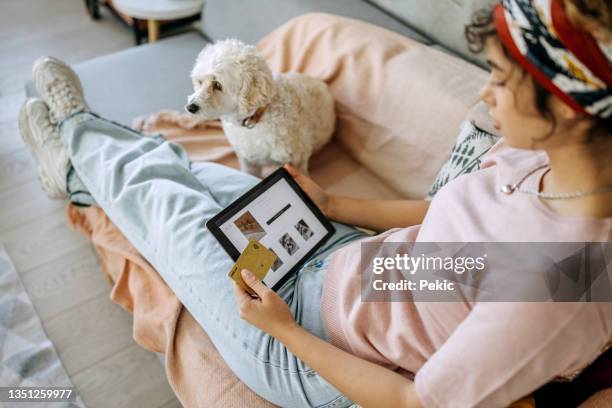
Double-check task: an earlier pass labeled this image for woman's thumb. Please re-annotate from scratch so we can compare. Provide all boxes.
[241,269,268,296]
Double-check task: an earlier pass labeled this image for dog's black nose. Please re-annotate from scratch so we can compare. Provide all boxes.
[185,103,200,114]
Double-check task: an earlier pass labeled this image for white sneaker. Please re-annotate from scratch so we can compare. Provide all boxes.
[32,56,89,123]
[18,98,70,199]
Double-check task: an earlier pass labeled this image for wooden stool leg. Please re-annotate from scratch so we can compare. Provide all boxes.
[85,0,101,19]
[147,19,160,43]
[133,18,142,45]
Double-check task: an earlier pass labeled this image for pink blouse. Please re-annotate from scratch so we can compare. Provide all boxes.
[320,140,612,407]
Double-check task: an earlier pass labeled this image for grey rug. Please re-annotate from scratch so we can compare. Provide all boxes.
[0,243,86,408]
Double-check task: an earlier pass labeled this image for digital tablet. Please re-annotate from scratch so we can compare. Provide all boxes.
[207,167,336,290]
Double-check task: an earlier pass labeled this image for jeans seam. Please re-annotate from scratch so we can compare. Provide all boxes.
[314,393,350,408]
[60,111,146,137]
[58,110,95,133]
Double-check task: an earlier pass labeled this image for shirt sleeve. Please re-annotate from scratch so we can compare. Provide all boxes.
[414,302,611,408]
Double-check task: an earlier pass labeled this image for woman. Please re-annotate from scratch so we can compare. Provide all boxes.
[19,0,611,406]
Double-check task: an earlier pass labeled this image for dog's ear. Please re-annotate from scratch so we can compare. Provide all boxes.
[238,68,274,116]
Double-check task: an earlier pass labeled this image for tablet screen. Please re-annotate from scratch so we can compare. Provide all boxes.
[208,168,334,289]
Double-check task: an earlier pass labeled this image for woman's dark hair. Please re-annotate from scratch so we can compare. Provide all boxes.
[464,5,611,143]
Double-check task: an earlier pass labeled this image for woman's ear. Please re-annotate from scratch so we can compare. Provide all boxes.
[548,93,596,140]
[559,100,579,121]
[238,69,274,116]
[549,93,581,124]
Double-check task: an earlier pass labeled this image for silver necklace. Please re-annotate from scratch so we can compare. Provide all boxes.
[500,164,612,200]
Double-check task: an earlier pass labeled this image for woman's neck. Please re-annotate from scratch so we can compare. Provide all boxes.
[542,139,612,218]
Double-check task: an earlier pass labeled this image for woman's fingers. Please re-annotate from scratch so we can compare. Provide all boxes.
[234,269,296,336]
[232,281,251,303]
[284,163,300,178]
[284,164,307,189]
[241,269,271,298]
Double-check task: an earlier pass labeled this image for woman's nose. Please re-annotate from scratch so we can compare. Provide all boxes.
[479,82,495,106]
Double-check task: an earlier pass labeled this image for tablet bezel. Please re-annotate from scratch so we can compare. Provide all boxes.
[206,166,336,291]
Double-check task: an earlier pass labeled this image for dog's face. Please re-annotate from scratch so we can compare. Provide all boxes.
[186,39,274,121]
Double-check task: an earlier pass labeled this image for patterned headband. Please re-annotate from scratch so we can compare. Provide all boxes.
[494,0,612,118]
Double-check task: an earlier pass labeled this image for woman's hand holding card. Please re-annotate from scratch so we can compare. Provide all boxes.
[232,269,297,337]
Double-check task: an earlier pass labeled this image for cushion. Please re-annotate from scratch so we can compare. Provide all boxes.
[368,0,490,68]
[427,120,500,198]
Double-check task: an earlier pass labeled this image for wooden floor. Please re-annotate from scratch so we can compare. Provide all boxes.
[0,1,181,407]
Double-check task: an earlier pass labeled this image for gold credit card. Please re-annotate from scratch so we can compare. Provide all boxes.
[228,239,277,296]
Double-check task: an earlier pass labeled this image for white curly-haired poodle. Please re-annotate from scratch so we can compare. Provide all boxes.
[185,39,335,177]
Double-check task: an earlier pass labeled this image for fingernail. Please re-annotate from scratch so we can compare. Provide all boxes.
[242,269,252,277]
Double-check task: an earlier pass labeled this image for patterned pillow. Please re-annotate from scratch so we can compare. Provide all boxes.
[427,120,500,199]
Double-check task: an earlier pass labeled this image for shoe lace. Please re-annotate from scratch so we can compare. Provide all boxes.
[38,112,64,150]
[46,78,81,121]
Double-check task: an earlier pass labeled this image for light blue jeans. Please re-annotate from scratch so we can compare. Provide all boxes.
[59,112,370,408]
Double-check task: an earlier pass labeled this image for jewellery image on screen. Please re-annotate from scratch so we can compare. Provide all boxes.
[234,211,267,241]
[279,233,299,255]
[269,248,283,272]
[294,219,314,241]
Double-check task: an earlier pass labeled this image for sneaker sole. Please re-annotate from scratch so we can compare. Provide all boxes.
[18,99,69,200]
[18,98,37,152]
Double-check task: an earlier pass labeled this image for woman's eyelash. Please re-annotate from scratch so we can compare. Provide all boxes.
[492,79,507,87]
